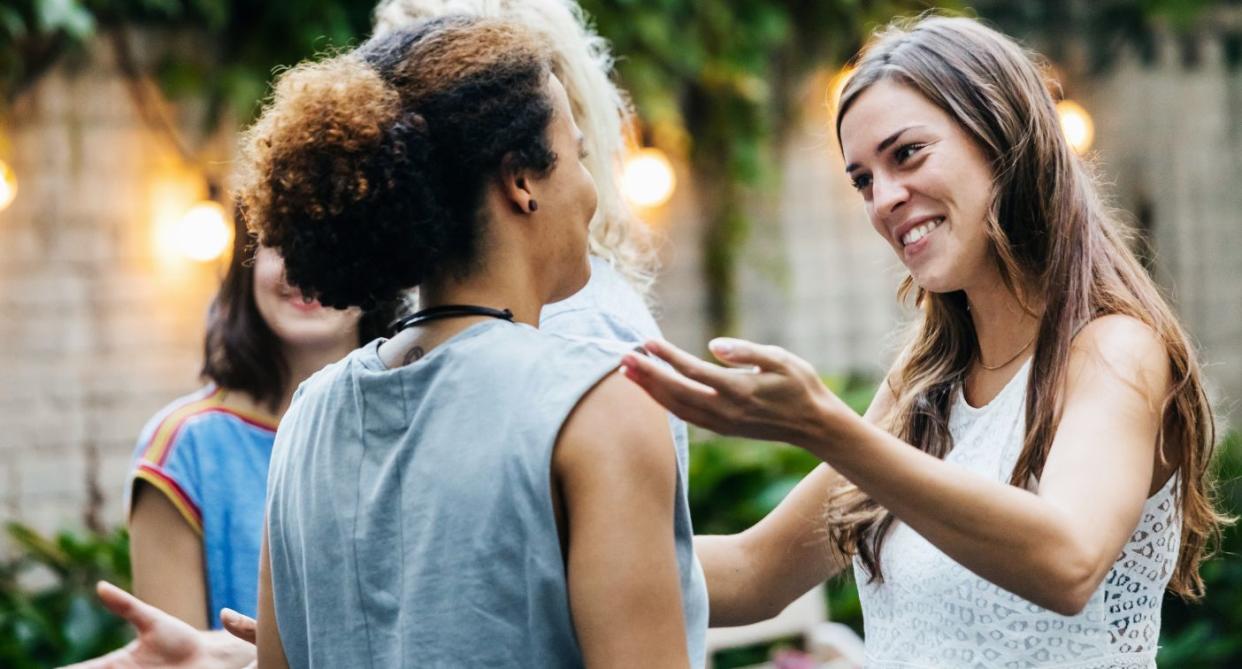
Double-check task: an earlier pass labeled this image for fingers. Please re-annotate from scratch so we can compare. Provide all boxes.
[221,608,258,644]
[641,339,759,394]
[622,353,710,409]
[96,580,159,635]
[620,354,740,434]
[708,337,790,372]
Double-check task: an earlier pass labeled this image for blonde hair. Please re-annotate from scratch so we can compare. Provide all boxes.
[374,0,657,296]
[829,15,1227,600]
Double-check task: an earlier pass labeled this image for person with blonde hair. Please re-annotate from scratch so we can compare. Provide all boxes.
[624,14,1228,668]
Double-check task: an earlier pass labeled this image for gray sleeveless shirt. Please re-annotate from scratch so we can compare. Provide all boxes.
[266,320,707,667]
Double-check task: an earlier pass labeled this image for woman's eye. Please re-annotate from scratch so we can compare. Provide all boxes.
[850,174,872,191]
[895,143,924,163]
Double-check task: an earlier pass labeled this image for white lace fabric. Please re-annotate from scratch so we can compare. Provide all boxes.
[855,359,1180,668]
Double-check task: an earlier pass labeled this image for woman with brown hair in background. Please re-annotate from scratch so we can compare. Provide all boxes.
[125,217,401,628]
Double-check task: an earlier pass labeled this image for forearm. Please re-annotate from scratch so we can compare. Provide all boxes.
[803,414,1098,613]
[697,516,845,625]
[695,534,774,626]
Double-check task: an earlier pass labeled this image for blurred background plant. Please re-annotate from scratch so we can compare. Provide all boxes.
[1157,429,1242,667]
[0,524,130,668]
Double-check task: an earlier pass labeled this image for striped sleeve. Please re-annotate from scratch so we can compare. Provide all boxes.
[124,388,225,536]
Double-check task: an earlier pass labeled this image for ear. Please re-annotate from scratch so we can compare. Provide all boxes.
[499,154,538,215]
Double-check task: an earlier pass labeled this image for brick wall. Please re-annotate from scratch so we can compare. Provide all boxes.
[0,34,226,548]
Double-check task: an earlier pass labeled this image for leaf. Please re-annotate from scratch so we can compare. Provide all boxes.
[60,594,107,662]
[0,7,29,39]
[34,0,94,40]
[5,523,69,576]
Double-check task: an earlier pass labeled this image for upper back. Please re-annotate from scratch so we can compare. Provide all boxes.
[265,320,626,668]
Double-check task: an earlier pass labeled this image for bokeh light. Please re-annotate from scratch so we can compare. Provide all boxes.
[1057,99,1095,155]
[0,159,17,212]
[171,201,231,262]
[622,148,676,209]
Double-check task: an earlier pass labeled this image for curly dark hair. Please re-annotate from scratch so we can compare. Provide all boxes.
[201,211,404,412]
[235,16,558,309]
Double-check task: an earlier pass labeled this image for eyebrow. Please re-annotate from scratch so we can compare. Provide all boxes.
[844,125,925,173]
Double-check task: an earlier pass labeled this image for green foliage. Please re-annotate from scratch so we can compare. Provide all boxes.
[1157,430,1242,668]
[0,523,132,668]
[1,0,377,120]
[971,0,1226,73]
[689,373,876,534]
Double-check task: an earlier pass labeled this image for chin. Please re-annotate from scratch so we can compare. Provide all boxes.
[909,270,962,295]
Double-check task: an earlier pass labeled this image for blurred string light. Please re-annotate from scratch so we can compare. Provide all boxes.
[173,200,231,262]
[153,175,233,264]
[0,159,16,212]
[1056,99,1094,155]
[622,147,676,209]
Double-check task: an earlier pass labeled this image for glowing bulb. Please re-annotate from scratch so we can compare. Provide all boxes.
[622,148,676,209]
[1057,99,1094,155]
[0,159,16,212]
[173,201,231,262]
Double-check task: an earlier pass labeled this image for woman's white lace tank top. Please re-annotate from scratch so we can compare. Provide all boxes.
[854,358,1180,668]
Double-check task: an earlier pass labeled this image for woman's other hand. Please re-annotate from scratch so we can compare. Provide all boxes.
[59,581,256,669]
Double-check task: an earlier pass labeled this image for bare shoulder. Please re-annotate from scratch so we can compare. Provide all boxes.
[556,370,675,479]
[1069,314,1171,399]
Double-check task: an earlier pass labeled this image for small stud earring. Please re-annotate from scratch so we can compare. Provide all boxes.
[529,200,538,212]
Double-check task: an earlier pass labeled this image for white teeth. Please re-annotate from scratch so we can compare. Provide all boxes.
[901,217,944,246]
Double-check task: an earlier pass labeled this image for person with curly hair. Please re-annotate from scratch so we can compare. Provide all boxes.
[237,16,692,667]
[72,2,706,667]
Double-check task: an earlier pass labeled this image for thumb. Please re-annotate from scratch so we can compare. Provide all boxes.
[708,337,786,371]
[221,608,258,644]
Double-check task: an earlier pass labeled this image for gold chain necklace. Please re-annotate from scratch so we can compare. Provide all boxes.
[977,335,1035,371]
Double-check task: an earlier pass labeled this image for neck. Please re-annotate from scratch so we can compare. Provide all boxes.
[963,274,1042,369]
[419,247,548,327]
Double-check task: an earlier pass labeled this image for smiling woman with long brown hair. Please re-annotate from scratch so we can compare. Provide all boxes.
[625,14,1228,668]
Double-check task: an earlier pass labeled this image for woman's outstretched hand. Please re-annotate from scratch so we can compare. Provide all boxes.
[621,338,848,448]
[59,582,256,669]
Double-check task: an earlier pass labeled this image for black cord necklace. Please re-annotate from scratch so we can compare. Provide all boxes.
[391,304,515,332]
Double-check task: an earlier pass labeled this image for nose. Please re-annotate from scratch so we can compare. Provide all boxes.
[871,172,909,218]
